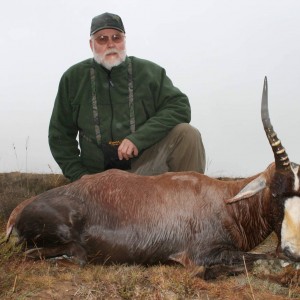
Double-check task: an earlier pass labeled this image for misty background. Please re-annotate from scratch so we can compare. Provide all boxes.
[1,0,300,177]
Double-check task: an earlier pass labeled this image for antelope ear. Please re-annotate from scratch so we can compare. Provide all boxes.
[225,174,267,204]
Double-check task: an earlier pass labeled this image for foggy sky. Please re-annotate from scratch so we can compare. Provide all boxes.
[1,0,300,177]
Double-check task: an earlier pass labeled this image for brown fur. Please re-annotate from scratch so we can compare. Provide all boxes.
[6,163,282,278]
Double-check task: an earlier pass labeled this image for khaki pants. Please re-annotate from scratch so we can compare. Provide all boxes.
[130,123,206,175]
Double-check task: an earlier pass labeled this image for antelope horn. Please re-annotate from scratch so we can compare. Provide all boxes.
[261,77,291,171]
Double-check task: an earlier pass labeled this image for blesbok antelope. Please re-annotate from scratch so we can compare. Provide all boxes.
[5,77,300,278]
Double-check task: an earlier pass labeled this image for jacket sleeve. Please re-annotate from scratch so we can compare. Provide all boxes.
[48,74,89,181]
[126,68,191,151]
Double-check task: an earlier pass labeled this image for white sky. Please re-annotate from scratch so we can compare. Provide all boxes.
[1,0,300,177]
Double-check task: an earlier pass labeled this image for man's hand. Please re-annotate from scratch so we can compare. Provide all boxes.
[118,139,138,160]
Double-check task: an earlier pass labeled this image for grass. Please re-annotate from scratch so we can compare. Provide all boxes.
[1,172,300,299]
[0,172,68,220]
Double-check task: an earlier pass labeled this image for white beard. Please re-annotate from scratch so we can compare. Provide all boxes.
[93,48,127,70]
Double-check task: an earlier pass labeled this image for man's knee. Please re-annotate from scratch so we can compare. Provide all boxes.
[171,123,202,142]
[167,123,206,173]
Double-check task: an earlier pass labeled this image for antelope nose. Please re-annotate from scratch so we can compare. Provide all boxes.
[283,247,300,262]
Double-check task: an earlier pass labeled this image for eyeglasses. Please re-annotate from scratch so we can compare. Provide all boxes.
[92,34,125,45]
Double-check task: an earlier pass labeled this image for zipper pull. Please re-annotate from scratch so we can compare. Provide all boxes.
[108,73,114,87]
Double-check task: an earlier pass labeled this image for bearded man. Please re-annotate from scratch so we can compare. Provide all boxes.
[49,12,206,181]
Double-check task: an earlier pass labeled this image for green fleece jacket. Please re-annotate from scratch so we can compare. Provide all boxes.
[49,56,191,181]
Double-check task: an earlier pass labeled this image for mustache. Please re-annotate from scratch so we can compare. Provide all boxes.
[104,48,124,55]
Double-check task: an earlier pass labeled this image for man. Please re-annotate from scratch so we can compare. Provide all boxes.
[49,12,206,181]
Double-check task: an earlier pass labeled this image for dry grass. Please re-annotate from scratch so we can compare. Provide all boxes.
[1,173,300,299]
[0,172,69,220]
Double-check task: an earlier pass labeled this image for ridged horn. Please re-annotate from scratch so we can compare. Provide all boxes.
[261,76,291,171]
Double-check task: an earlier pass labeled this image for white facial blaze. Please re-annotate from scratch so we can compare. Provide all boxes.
[281,196,300,256]
[292,165,300,191]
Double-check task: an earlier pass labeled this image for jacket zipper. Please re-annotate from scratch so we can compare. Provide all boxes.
[108,72,114,141]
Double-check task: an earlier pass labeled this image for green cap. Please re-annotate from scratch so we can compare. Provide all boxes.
[90,12,125,35]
